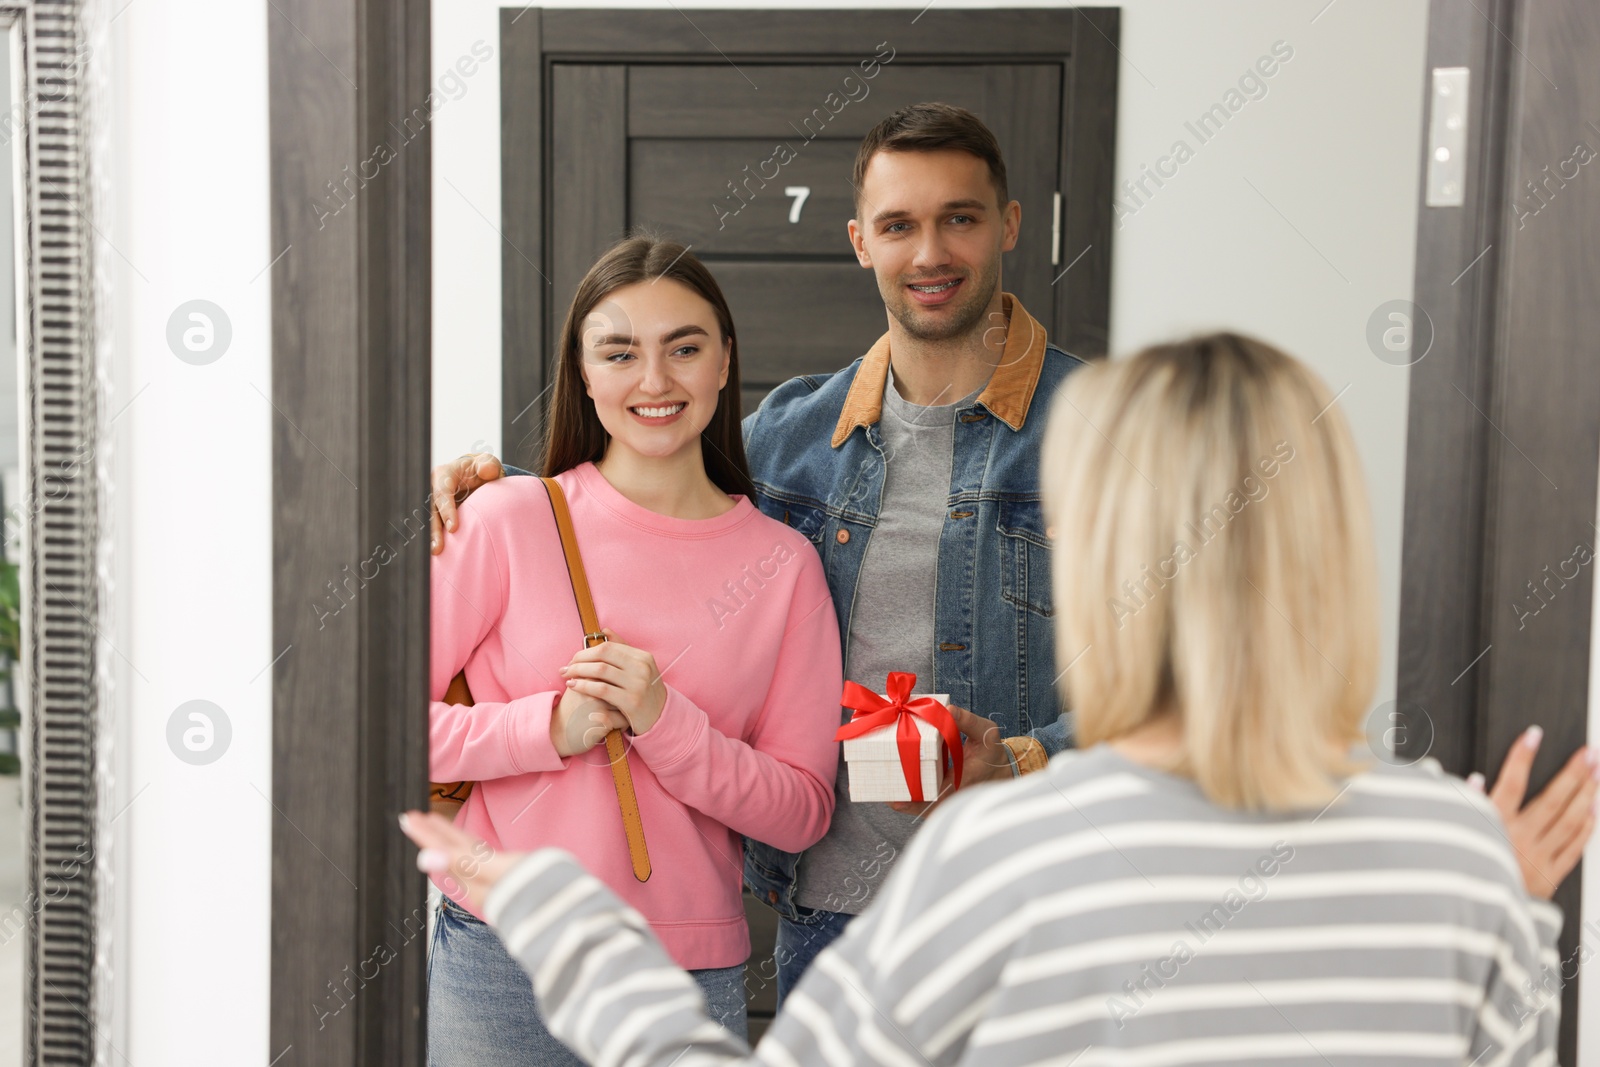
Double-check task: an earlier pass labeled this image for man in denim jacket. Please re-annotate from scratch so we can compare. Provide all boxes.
[429,103,1081,1000]
[739,104,1081,1002]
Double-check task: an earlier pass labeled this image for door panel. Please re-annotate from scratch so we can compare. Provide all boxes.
[627,65,990,138]
[714,261,887,390]
[549,63,627,360]
[980,64,1063,324]
[630,138,859,255]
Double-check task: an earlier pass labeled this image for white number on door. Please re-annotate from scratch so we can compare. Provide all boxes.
[784,186,811,224]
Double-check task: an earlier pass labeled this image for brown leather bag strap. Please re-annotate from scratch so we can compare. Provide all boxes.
[541,476,605,646]
[540,476,652,883]
[429,669,479,814]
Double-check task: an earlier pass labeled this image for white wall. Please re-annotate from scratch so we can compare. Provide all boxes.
[107,2,273,1064]
[433,0,1429,722]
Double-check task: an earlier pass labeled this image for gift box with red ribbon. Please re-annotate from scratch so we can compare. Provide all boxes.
[834,671,964,803]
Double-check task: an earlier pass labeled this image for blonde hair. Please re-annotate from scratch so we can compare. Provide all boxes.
[1041,332,1378,810]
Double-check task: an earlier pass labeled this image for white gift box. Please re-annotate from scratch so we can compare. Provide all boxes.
[841,694,949,802]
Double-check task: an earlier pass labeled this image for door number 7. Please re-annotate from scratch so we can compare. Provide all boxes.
[784,186,810,224]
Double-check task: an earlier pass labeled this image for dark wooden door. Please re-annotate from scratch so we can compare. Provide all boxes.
[498,7,1121,1044]
[1398,2,1600,1060]
[500,7,1120,460]
[549,62,1062,415]
[542,58,1063,1042]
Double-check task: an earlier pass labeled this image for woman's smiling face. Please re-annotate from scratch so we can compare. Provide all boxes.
[579,278,731,462]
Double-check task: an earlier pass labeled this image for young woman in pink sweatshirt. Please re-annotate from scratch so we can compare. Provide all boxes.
[426,236,842,1066]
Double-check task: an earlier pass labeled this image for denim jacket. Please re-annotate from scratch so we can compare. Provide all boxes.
[739,293,1083,921]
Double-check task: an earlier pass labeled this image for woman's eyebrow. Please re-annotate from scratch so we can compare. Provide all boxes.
[589,325,709,346]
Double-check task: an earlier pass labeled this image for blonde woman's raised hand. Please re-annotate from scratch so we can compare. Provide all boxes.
[1473,727,1599,900]
[399,810,522,914]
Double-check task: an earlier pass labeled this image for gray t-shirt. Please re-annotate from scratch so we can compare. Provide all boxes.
[793,367,983,914]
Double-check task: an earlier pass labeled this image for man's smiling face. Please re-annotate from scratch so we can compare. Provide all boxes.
[849,148,1020,343]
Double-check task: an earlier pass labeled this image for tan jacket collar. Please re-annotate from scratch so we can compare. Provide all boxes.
[831,293,1050,448]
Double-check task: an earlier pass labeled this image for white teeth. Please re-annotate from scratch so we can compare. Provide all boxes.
[911,280,957,293]
[632,403,684,418]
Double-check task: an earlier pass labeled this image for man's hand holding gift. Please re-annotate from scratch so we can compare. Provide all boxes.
[832,671,1014,817]
[887,703,1011,816]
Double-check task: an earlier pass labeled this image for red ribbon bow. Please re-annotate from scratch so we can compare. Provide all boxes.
[833,672,963,802]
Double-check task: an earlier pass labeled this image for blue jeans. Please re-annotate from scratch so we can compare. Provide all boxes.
[774,907,855,1007]
[428,896,747,1066]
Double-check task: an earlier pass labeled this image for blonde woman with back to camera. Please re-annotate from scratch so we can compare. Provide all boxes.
[403,332,1586,1066]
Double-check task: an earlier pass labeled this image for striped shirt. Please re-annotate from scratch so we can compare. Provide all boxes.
[483,743,1563,1067]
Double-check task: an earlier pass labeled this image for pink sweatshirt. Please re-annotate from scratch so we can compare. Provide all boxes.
[429,461,842,969]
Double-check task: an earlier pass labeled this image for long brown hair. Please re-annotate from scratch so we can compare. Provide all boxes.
[539,235,755,500]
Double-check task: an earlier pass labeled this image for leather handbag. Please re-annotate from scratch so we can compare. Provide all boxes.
[428,671,476,816]
[427,476,653,882]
